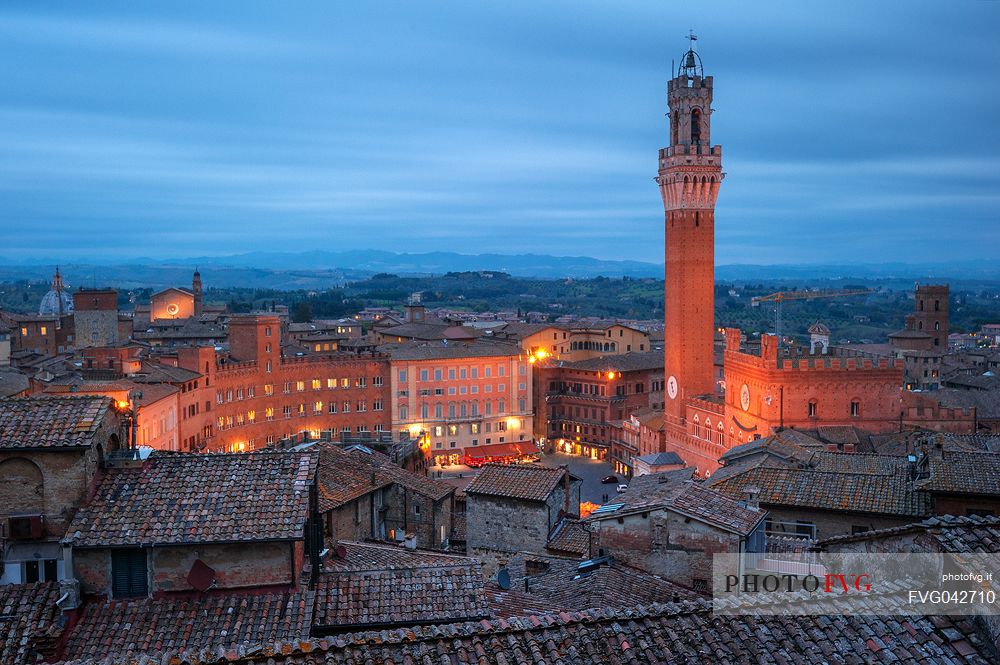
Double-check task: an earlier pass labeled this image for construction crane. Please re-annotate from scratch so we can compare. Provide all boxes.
[750,289,874,344]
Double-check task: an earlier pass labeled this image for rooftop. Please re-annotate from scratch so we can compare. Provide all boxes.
[55,599,997,664]
[503,552,700,610]
[635,451,684,466]
[916,451,1000,497]
[64,451,317,548]
[379,339,522,360]
[314,443,453,513]
[465,463,572,502]
[313,564,489,631]
[708,456,932,518]
[60,590,315,662]
[595,471,764,536]
[545,516,590,556]
[323,541,477,571]
[562,350,663,373]
[0,582,62,664]
[0,395,114,450]
[818,514,1000,553]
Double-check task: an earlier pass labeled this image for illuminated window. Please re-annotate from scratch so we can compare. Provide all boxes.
[340,378,349,388]
[312,379,321,390]
[264,384,273,396]
[40,326,47,336]
[296,381,305,392]
[327,378,336,388]
[265,407,274,421]
[313,401,322,414]
[448,424,457,436]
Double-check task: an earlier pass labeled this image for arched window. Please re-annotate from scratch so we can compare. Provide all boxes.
[808,400,818,418]
[934,321,940,331]
[691,108,702,142]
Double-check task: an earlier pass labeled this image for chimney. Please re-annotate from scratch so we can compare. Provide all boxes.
[404,532,416,550]
[742,485,760,510]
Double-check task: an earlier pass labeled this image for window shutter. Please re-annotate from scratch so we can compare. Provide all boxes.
[112,549,148,598]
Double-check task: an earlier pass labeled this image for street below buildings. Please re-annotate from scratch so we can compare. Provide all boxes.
[537,451,619,505]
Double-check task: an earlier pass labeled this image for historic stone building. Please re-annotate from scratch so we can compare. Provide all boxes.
[72,288,119,349]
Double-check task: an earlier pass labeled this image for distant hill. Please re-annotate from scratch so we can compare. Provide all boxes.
[2,251,999,289]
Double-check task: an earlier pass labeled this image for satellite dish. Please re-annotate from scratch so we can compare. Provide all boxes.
[335,545,347,559]
[497,568,511,590]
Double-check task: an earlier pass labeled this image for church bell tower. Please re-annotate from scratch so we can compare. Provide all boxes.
[658,36,724,424]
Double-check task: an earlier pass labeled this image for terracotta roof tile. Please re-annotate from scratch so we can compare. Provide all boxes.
[63,451,316,547]
[709,456,933,518]
[0,582,62,664]
[0,396,113,449]
[593,471,763,536]
[54,599,997,664]
[313,564,489,630]
[324,541,475,571]
[545,517,590,556]
[314,443,453,513]
[503,553,700,611]
[465,464,569,502]
[918,451,1000,496]
[60,590,314,662]
[819,514,1000,552]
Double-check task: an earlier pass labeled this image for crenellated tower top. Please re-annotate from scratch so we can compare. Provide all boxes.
[656,35,723,211]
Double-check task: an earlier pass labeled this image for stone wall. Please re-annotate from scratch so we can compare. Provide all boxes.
[75,541,295,597]
[592,508,740,587]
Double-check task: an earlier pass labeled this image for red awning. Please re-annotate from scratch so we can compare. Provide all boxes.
[463,441,536,460]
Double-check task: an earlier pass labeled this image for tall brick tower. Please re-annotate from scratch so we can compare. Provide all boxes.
[657,37,723,425]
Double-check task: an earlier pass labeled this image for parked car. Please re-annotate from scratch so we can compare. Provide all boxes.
[600,475,619,484]
[616,483,628,493]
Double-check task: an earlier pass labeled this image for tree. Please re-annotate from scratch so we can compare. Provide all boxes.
[291,302,312,323]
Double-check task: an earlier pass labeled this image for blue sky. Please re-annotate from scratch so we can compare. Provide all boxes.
[1,1,998,265]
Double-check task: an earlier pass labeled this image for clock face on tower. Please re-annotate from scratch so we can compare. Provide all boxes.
[667,376,678,400]
[740,384,751,411]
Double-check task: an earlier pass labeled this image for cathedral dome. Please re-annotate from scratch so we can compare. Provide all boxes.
[38,288,73,316]
[38,267,73,316]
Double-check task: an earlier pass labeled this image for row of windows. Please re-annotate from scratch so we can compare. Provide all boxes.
[399,398,525,421]
[216,377,382,403]
[399,364,525,383]
[215,400,384,429]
